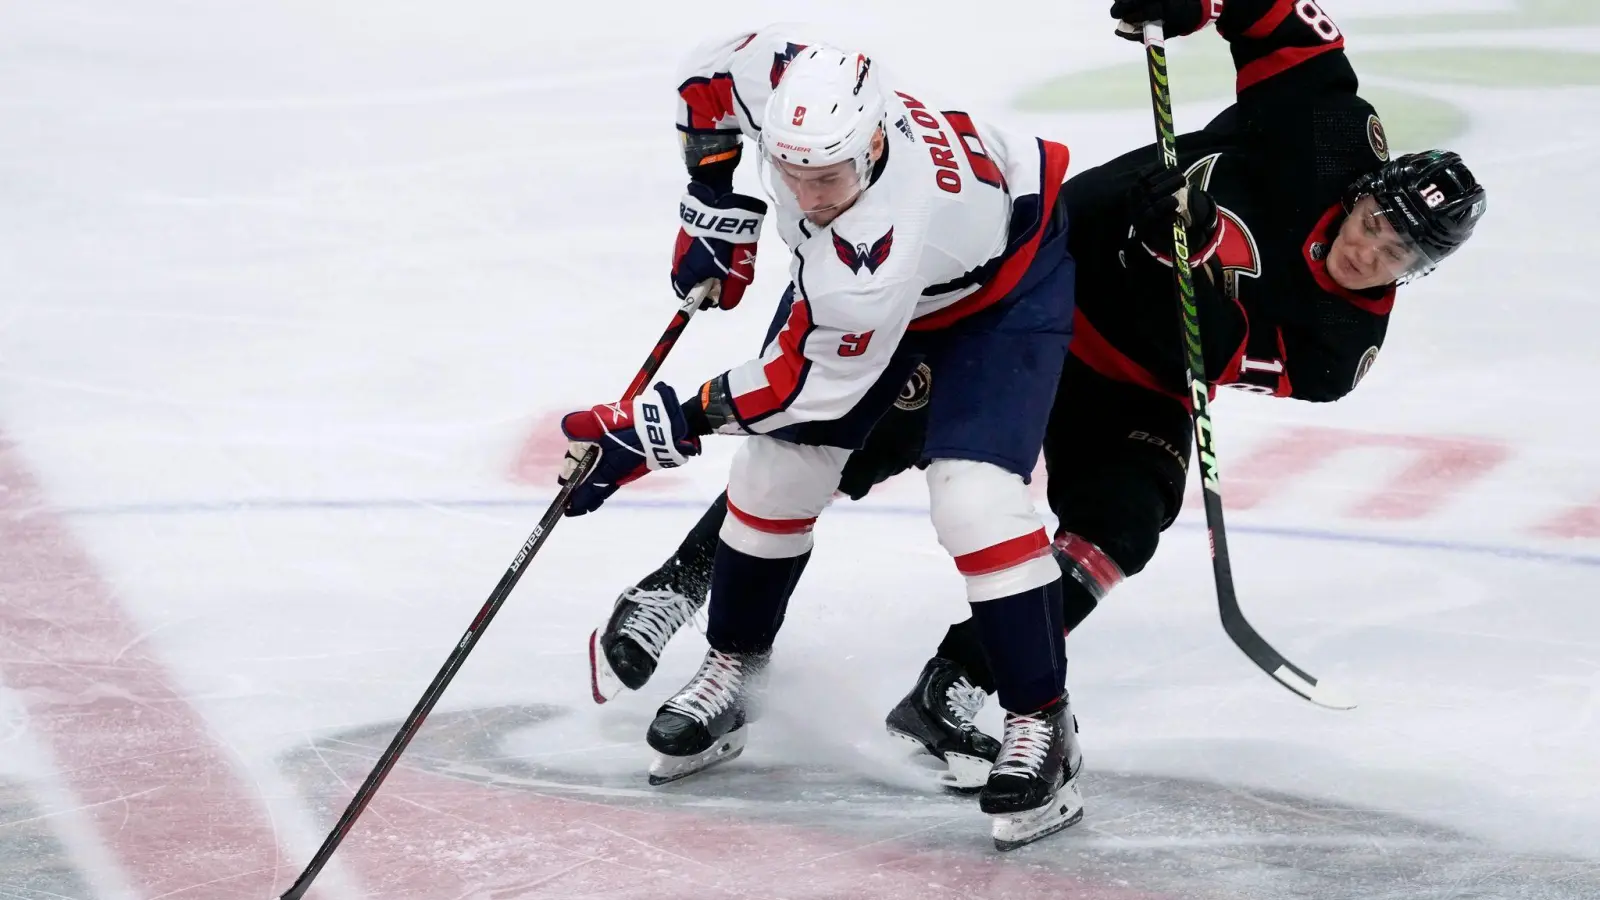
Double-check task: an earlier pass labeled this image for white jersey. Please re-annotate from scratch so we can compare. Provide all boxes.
[676,28,1072,435]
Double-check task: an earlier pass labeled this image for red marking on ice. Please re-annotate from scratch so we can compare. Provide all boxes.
[325,761,1174,900]
[0,438,305,897]
[1215,426,1511,519]
[1534,497,1600,539]
[510,409,677,490]
[510,410,578,485]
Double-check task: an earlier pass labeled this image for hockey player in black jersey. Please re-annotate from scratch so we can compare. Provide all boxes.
[589,0,1486,792]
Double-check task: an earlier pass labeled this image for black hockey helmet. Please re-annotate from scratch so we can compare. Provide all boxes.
[1344,150,1487,280]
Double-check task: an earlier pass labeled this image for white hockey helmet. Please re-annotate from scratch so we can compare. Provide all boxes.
[759,45,888,193]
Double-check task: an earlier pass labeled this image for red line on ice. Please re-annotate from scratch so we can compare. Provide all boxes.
[328,761,1175,900]
[0,437,299,897]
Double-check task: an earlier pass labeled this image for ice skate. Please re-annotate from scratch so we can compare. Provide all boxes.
[980,697,1084,851]
[646,648,767,785]
[589,581,706,704]
[884,656,1000,790]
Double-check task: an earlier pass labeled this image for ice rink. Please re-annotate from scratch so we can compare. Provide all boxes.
[2,1,1597,897]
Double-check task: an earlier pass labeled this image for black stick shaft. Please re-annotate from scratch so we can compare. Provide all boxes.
[1138,23,1352,710]
[279,285,708,899]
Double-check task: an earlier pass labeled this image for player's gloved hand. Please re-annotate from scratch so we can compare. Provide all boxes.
[559,383,701,516]
[1110,0,1222,41]
[1128,165,1221,263]
[672,181,766,311]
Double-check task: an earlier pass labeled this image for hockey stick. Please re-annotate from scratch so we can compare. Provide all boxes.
[278,281,712,900]
[1139,22,1354,710]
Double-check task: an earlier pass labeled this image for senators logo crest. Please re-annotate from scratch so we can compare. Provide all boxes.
[1353,345,1380,389]
[895,362,932,411]
[1367,114,1390,163]
[1185,153,1263,299]
[833,227,894,275]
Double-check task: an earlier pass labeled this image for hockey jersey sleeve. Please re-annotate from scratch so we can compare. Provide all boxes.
[674,27,820,186]
[1215,0,1356,103]
[711,272,920,435]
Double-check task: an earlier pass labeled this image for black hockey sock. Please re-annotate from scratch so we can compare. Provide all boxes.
[1061,587,1098,634]
[639,493,728,599]
[706,541,811,655]
[934,618,998,695]
[674,493,729,594]
[1054,534,1124,633]
[968,579,1067,714]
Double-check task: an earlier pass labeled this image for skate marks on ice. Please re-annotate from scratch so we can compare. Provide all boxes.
[272,704,1600,900]
[0,779,96,899]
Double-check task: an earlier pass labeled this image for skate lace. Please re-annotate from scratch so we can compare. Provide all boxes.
[944,678,987,728]
[618,587,701,658]
[991,711,1053,777]
[664,649,746,724]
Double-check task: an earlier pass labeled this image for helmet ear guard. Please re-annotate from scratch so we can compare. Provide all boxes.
[1343,150,1488,280]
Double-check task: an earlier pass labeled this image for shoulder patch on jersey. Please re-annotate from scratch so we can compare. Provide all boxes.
[771,42,807,88]
[895,362,932,411]
[833,227,894,275]
[1367,115,1390,163]
[1353,345,1379,388]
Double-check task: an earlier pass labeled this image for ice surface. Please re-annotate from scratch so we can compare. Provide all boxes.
[0,1,1596,898]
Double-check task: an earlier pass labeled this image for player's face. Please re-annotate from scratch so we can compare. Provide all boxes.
[1327,194,1420,291]
[772,158,863,227]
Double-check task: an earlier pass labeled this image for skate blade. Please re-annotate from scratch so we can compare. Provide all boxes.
[937,752,993,792]
[647,727,747,786]
[589,628,626,705]
[886,728,991,793]
[991,779,1085,851]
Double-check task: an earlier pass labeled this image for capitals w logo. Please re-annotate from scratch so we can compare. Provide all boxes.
[771,43,807,87]
[833,227,894,275]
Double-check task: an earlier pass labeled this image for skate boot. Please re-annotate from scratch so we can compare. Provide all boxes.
[884,656,1001,790]
[646,647,768,785]
[979,696,1085,851]
[589,576,707,704]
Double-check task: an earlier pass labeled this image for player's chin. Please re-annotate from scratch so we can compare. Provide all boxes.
[1328,252,1370,291]
[805,208,841,228]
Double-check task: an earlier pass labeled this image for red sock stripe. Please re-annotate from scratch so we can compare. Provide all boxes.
[954,528,1050,576]
[726,496,817,535]
[1053,533,1125,593]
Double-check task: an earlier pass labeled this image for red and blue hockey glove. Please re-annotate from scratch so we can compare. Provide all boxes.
[559,383,701,516]
[672,181,765,310]
[1110,0,1222,40]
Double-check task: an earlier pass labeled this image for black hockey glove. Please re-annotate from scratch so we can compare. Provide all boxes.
[1128,165,1221,265]
[1110,0,1223,41]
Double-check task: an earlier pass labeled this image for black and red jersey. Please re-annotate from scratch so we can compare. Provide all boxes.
[1067,0,1395,405]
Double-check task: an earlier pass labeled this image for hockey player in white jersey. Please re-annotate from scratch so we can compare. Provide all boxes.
[556,28,1079,849]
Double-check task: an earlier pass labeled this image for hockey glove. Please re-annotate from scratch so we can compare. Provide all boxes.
[1110,0,1223,41]
[672,182,766,311]
[1128,165,1222,266]
[559,383,701,516]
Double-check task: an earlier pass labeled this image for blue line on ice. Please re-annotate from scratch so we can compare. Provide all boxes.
[42,495,1600,570]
